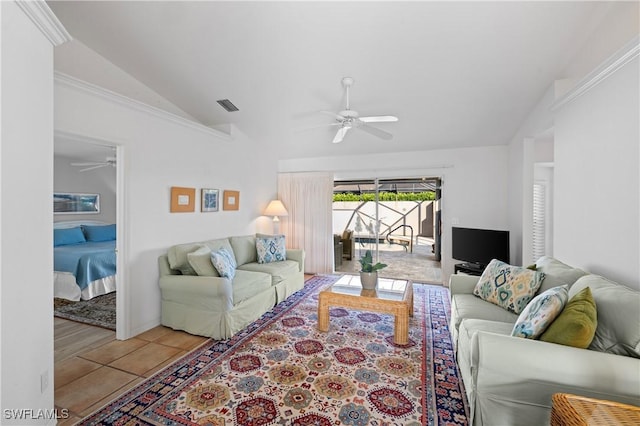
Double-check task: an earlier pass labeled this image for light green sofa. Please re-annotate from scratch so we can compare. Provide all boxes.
[449,256,640,425]
[158,234,305,339]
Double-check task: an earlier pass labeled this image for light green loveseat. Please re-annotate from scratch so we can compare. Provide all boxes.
[449,256,640,425]
[158,234,305,339]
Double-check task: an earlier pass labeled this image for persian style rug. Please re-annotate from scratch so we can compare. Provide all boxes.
[79,275,468,425]
[54,292,116,330]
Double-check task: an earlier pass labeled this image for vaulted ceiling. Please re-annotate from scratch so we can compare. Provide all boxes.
[49,1,612,160]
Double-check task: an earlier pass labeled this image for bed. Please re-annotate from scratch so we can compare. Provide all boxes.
[54,220,117,301]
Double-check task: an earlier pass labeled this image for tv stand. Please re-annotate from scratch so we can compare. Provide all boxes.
[454,263,485,276]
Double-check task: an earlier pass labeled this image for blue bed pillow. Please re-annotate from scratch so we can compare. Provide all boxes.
[82,224,116,242]
[54,227,86,246]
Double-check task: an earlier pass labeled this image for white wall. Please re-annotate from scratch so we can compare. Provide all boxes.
[279,144,510,283]
[507,3,639,289]
[1,1,59,422]
[554,55,639,289]
[54,76,279,337]
[54,155,117,223]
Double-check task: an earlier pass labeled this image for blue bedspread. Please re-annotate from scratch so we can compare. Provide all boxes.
[54,241,116,290]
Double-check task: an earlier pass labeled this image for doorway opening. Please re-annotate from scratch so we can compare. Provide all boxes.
[53,131,127,344]
[332,177,442,283]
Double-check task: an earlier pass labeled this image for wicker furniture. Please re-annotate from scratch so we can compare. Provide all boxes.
[551,393,640,425]
[317,277,413,344]
[340,230,355,260]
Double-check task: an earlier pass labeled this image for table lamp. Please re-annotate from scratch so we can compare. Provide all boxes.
[264,200,288,234]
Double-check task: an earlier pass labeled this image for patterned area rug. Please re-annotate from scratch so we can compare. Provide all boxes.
[54,292,116,330]
[79,275,468,425]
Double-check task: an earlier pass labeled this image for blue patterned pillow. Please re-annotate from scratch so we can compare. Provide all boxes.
[210,248,236,279]
[256,235,286,264]
[512,285,569,339]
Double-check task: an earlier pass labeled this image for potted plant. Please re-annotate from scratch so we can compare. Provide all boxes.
[358,250,387,290]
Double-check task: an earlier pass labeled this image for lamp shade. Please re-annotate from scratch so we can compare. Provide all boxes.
[264,200,288,217]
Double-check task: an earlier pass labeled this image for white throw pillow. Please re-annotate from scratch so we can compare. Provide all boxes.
[512,285,569,339]
[210,247,237,279]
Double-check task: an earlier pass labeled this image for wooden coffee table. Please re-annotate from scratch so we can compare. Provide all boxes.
[317,276,413,344]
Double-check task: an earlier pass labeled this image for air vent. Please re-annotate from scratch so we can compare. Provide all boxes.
[217,99,239,112]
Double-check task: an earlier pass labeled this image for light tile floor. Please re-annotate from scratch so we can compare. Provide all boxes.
[54,319,208,425]
[54,274,316,424]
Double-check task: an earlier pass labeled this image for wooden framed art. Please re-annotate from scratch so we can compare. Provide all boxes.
[223,190,240,211]
[201,188,219,212]
[170,187,196,212]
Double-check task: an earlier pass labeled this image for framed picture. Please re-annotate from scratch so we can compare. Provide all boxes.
[223,190,240,211]
[201,188,219,212]
[170,187,196,212]
[54,193,100,214]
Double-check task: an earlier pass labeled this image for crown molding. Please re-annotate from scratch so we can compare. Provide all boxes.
[54,72,233,141]
[552,35,639,111]
[16,0,72,46]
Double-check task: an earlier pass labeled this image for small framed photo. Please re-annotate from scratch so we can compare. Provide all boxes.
[170,187,195,213]
[223,190,240,211]
[201,189,219,212]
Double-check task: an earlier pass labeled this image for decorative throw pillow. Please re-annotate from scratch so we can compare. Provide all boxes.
[540,287,597,348]
[187,246,219,277]
[210,248,236,279]
[82,224,116,242]
[54,227,86,246]
[474,259,546,314]
[511,285,569,339]
[256,235,286,264]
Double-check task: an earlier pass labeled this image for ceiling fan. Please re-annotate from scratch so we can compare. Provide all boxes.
[317,77,398,144]
[70,156,116,172]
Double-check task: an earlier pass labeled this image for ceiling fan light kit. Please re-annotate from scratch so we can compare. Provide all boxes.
[314,77,398,144]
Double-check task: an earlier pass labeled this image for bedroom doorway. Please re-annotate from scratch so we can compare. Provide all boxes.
[53,132,125,338]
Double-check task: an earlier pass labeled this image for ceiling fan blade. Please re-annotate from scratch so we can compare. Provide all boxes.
[78,164,108,172]
[333,127,350,144]
[359,115,399,123]
[319,110,344,121]
[71,162,101,166]
[357,123,393,140]
[294,122,342,133]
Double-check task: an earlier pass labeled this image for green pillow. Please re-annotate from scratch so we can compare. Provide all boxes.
[540,287,597,348]
[187,246,219,277]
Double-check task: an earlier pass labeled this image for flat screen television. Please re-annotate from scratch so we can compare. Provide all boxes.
[452,227,510,270]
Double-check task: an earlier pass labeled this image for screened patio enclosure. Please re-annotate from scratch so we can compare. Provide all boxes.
[332,177,442,283]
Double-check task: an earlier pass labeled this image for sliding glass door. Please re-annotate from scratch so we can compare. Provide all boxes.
[333,177,441,281]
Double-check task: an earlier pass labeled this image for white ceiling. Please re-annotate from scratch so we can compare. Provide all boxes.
[49,1,611,160]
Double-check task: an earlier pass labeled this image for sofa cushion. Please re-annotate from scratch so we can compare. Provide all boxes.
[540,286,596,348]
[237,260,300,285]
[232,270,272,304]
[535,256,588,293]
[167,242,203,275]
[569,275,640,358]
[187,246,219,277]
[474,259,545,314]
[211,248,237,279]
[256,234,287,263]
[202,238,236,262]
[451,293,519,335]
[230,235,257,266]
[511,285,568,339]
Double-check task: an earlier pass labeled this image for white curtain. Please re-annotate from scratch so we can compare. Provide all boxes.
[278,172,334,274]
